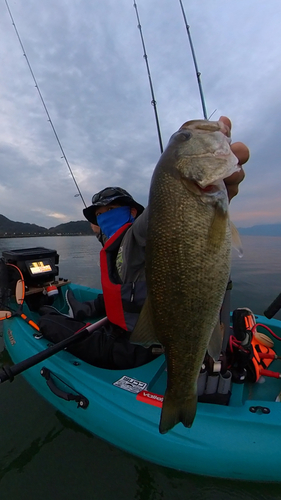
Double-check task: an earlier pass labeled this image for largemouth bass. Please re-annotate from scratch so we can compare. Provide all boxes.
[131,119,240,433]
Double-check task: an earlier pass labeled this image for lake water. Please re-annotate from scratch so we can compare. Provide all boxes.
[1,235,281,500]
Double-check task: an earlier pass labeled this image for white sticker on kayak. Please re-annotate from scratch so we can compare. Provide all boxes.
[113,376,148,394]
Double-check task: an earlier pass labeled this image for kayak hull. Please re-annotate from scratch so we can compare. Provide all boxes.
[3,283,281,482]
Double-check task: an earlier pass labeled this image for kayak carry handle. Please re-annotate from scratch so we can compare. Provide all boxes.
[264,293,281,319]
[40,367,89,409]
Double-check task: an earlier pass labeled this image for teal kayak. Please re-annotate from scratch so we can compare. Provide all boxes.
[2,281,281,482]
[1,247,281,482]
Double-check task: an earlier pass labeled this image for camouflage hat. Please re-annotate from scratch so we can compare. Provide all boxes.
[83,186,144,225]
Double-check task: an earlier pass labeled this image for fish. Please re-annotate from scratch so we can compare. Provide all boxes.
[131,119,241,433]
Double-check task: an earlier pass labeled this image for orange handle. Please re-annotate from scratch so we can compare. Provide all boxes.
[20,313,40,331]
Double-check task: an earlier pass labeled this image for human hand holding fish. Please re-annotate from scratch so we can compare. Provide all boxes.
[218,115,250,201]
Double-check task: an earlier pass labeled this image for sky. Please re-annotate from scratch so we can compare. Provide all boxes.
[0,0,281,229]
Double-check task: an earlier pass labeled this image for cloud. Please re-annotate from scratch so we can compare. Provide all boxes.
[1,0,281,228]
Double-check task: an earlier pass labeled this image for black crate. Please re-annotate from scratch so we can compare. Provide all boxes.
[2,247,59,286]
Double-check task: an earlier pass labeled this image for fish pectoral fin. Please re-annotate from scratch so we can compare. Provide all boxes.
[207,318,224,361]
[130,297,158,346]
[208,204,228,249]
[231,221,243,257]
[159,391,197,434]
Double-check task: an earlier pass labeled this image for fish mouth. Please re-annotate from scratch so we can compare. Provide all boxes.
[196,184,218,194]
[193,181,223,195]
[181,178,226,197]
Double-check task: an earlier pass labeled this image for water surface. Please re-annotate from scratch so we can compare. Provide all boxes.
[1,235,281,499]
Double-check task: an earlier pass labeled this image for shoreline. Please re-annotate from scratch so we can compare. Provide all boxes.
[0,234,92,238]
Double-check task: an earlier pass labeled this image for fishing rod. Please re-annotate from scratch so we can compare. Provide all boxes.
[133,1,163,154]
[178,0,208,120]
[4,0,87,207]
[0,317,108,383]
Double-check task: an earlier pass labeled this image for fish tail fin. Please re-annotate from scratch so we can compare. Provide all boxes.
[159,392,197,434]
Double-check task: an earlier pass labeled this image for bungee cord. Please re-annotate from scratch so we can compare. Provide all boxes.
[4,0,87,207]
[133,1,163,154]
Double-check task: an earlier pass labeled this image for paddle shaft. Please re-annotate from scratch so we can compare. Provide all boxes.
[0,316,108,383]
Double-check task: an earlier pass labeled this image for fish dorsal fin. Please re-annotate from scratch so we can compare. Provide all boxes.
[207,318,224,361]
[130,297,159,346]
[231,221,243,257]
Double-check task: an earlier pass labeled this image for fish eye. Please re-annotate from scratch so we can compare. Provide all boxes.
[178,130,192,141]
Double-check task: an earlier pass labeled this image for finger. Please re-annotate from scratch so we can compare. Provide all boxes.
[224,167,245,202]
[226,183,240,201]
[231,142,250,166]
[224,167,245,186]
[218,116,232,137]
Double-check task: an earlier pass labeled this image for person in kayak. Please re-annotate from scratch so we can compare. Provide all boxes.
[39,186,158,369]
[67,186,147,328]
[39,116,249,369]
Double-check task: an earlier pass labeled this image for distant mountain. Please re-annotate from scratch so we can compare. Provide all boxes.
[48,220,93,235]
[2,213,281,238]
[238,223,281,237]
[0,214,47,236]
[0,214,92,237]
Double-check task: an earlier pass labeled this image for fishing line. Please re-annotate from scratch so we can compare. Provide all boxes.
[4,0,87,207]
[133,1,163,154]
[178,0,208,120]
